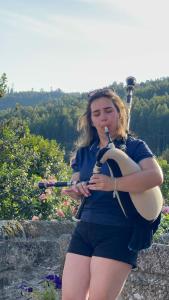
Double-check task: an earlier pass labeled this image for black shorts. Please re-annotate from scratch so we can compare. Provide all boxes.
[68,221,138,268]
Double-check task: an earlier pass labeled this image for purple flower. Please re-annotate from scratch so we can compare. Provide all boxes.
[45,274,55,281]
[162,206,169,215]
[18,283,33,293]
[45,274,62,289]
[53,275,62,289]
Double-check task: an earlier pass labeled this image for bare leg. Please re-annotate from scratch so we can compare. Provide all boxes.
[89,256,131,300]
[62,253,91,300]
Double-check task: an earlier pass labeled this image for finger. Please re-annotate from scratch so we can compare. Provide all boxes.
[90,174,101,180]
[89,179,97,184]
[76,182,87,194]
[89,177,102,185]
[92,174,107,179]
[77,182,91,196]
[72,184,80,193]
[82,183,91,196]
[88,184,100,190]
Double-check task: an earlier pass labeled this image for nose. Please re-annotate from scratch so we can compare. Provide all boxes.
[100,111,108,121]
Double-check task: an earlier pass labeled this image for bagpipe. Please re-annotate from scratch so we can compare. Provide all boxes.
[39,77,163,223]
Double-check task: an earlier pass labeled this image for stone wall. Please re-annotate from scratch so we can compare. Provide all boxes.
[0,220,168,300]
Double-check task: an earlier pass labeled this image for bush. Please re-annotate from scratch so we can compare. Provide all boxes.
[0,118,71,220]
[154,210,169,241]
[158,159,169,205]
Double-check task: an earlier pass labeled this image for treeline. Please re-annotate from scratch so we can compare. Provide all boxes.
[131,94,169,154]
[0,100,85,160]
[0,89,64,109]
[1,77,169,109]
[0,77,169,157]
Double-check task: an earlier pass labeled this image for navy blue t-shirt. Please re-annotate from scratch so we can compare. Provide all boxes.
[71,136,154,226]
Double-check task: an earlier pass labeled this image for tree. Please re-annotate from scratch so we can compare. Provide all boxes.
[0,73,7,98]
[161,148,169,163]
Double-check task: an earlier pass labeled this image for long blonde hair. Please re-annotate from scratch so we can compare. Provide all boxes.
[76,88,128,148]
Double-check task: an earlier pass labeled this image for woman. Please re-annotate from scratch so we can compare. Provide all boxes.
[61,88,163,300]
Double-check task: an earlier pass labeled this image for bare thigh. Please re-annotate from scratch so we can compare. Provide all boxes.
[62,253,91,300]
[89,256,132,300]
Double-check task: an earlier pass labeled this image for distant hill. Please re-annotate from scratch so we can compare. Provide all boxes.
[1,77,169,110]
[0,89,64,109]
[1,77,169,157]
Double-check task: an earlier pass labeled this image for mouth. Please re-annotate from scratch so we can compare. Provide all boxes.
[104,126,109,133]
[102,125,110,131]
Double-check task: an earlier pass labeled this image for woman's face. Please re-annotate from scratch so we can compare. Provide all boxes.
[90,97,119,138]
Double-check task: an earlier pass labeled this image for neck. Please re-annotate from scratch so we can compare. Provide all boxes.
[99,141,108,148]
[99,131,117,147]
[99,136,115,148]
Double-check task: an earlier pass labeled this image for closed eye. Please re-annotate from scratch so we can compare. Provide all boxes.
[92,107,114,117]
[105,108,113,113]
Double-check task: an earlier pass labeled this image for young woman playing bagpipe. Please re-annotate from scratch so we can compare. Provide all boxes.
[61,79,163,300]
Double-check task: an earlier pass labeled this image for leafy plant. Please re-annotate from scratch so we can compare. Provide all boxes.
[31,282,59,300]
[154,211,169,241]
[158,159,169,205]
[19,274,61,300]
[0,118,71,220]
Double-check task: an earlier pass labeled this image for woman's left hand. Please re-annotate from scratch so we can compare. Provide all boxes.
[88,174,114,191]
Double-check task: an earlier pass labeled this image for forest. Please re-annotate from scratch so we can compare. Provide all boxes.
[1,75,169,157]
[0,73,169,222]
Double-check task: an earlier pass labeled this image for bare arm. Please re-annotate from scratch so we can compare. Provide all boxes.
[114,157,163,193]
[88,157,163,193]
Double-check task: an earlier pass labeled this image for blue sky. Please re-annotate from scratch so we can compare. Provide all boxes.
[1,0,169,92]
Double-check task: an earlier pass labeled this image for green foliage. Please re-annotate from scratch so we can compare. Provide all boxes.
[31,282,59,300]
[0,118,71,220]
[131,95,169,154]
[161,148,169,163]
[1,77,169,156]
[0,99,86,158]
[0,73,7,98]
[153,158,169,241]
[54,196,78,221]
[135,77,169,100]
[154,213,169,241]
[1,77,169,160]
[158,159,169,205]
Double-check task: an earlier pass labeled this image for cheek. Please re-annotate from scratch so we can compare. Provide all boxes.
[116,116,121,128]
[91,117,97,127]
[91,115,98,125]
[114,112,120,122]
[110,114,120,129]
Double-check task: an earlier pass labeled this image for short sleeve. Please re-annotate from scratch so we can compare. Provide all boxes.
[71,149,82,172]
[126,137,154,163]
[132,140,154,163]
